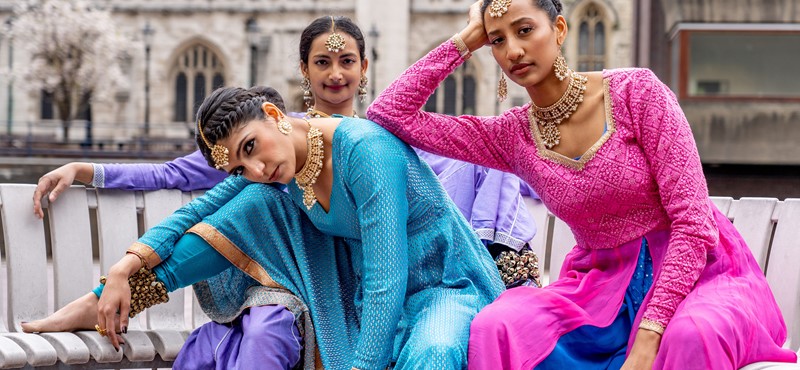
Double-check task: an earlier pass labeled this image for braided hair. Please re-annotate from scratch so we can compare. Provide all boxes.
[480,0,563,22]
[195,86,286,168]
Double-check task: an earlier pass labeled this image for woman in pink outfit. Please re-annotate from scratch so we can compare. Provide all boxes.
[366,0,798,369]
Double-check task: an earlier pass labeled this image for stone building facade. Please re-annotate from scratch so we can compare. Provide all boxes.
[6,0,797,166]
[0,0,634,145]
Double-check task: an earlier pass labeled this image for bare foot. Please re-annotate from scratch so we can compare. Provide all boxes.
[22,293,100,333]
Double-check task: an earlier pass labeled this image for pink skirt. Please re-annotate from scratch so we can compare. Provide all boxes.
[468,208,797,370]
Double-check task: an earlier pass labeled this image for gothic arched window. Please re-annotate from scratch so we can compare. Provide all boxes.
[172,44,225,123]
[423,60,477,115]
[577,3,606,71]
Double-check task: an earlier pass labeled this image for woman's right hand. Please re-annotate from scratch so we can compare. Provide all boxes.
[96,254,141,350]
[459,1,489,52]
[32,162,93,219]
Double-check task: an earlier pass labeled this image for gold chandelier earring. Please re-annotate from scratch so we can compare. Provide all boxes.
[358,75,368,103]
[554,51,570,81]
[301,77,313,109]
[497,68,508,102]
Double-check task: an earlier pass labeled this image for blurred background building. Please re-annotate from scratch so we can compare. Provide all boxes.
[0,0,797,198]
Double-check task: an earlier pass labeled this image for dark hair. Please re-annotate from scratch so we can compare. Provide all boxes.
[195,86,286,168]
[481,0,563,23]
[299,16,366,64]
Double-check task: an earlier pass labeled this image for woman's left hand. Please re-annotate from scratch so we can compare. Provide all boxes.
[621,329,661,370]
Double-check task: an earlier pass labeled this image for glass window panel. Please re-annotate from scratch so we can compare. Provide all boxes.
[579,22,589,55]
[687,32,800,97]
[40,90,54,120]
[424,88,438,112]
[212,73,224,90]
[443,76,457,115]
[174,73,187,122]
[594,22,605,55]
[462,76,476,115]
[193,73,206,121]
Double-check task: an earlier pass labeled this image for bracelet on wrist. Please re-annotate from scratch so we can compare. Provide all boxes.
[639,318,665,335]
[451,33,472,60]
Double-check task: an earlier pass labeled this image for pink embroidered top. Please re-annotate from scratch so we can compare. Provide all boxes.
[367,40,719,328]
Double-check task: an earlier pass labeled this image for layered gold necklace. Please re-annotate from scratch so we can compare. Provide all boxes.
[294,118,325,210]
[529,71,588,149]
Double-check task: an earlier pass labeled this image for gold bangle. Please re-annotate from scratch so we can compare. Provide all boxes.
[451,33,471,59]
[639,318,665,335]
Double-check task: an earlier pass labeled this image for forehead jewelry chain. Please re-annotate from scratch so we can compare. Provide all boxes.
[324,16,346,53]
[294,118,325,209]
[197,119,229,169]
[529,71,588,149]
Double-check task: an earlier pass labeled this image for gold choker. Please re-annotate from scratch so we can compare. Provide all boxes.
[529,71,588,149]
[295,119,325,209]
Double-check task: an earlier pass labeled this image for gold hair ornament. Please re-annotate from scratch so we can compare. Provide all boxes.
[325,16,346,53]
[295,118,325,209]
[197,119,229,170]
[489,0,512,18]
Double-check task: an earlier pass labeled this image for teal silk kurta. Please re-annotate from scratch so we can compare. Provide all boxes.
[134,117,503,370]
[287,118,504,369]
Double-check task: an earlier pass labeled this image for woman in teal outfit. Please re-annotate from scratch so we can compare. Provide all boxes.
[183,85,504,369]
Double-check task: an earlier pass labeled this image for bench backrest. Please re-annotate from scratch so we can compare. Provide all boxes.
[525,196,800,351]
[0,185,208,335]
[1,185,797,353]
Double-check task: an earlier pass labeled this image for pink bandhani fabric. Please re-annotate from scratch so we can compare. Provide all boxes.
[367,40,797,369]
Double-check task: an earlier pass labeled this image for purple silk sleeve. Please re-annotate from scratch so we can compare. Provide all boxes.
[101,150,226,191]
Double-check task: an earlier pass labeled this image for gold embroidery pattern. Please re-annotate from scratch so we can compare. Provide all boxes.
[529,78,616,171]
[188,223,284,289]
[127,241,162,269]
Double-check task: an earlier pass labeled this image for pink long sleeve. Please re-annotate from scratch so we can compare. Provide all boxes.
[629,69,718,327]
[367,40,520,174]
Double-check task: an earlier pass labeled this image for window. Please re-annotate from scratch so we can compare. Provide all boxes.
[40,90,91,121]
[40,90,54,120]
[675,28,800,99]
[423,61,477,115]
[172,44,225,122]
[576,3,606,71]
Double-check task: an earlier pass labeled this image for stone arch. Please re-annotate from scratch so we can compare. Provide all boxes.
[167,37,230,126]
[566,0,618,71]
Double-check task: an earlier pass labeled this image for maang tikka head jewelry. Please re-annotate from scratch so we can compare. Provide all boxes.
[197,119,229,170]
[488,0,512,18]
[324,16,346,53]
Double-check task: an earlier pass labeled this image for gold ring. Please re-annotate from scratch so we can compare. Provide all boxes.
[94,324,107,337]
[99,276,107,285]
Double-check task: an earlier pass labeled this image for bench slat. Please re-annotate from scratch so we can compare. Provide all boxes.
[95,189,158,362]
[548,217,577,285]
[47,186,95,308]
[0,185,51,330]
[730,198,779,272]
[765,199,800,350]
[140,190,188,361]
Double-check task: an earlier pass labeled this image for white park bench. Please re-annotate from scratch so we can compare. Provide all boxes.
[0,183,797,369]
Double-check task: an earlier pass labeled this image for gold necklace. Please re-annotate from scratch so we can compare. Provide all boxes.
[294,118,325,210]
[305,107,359,119]
[529,72,588,149]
